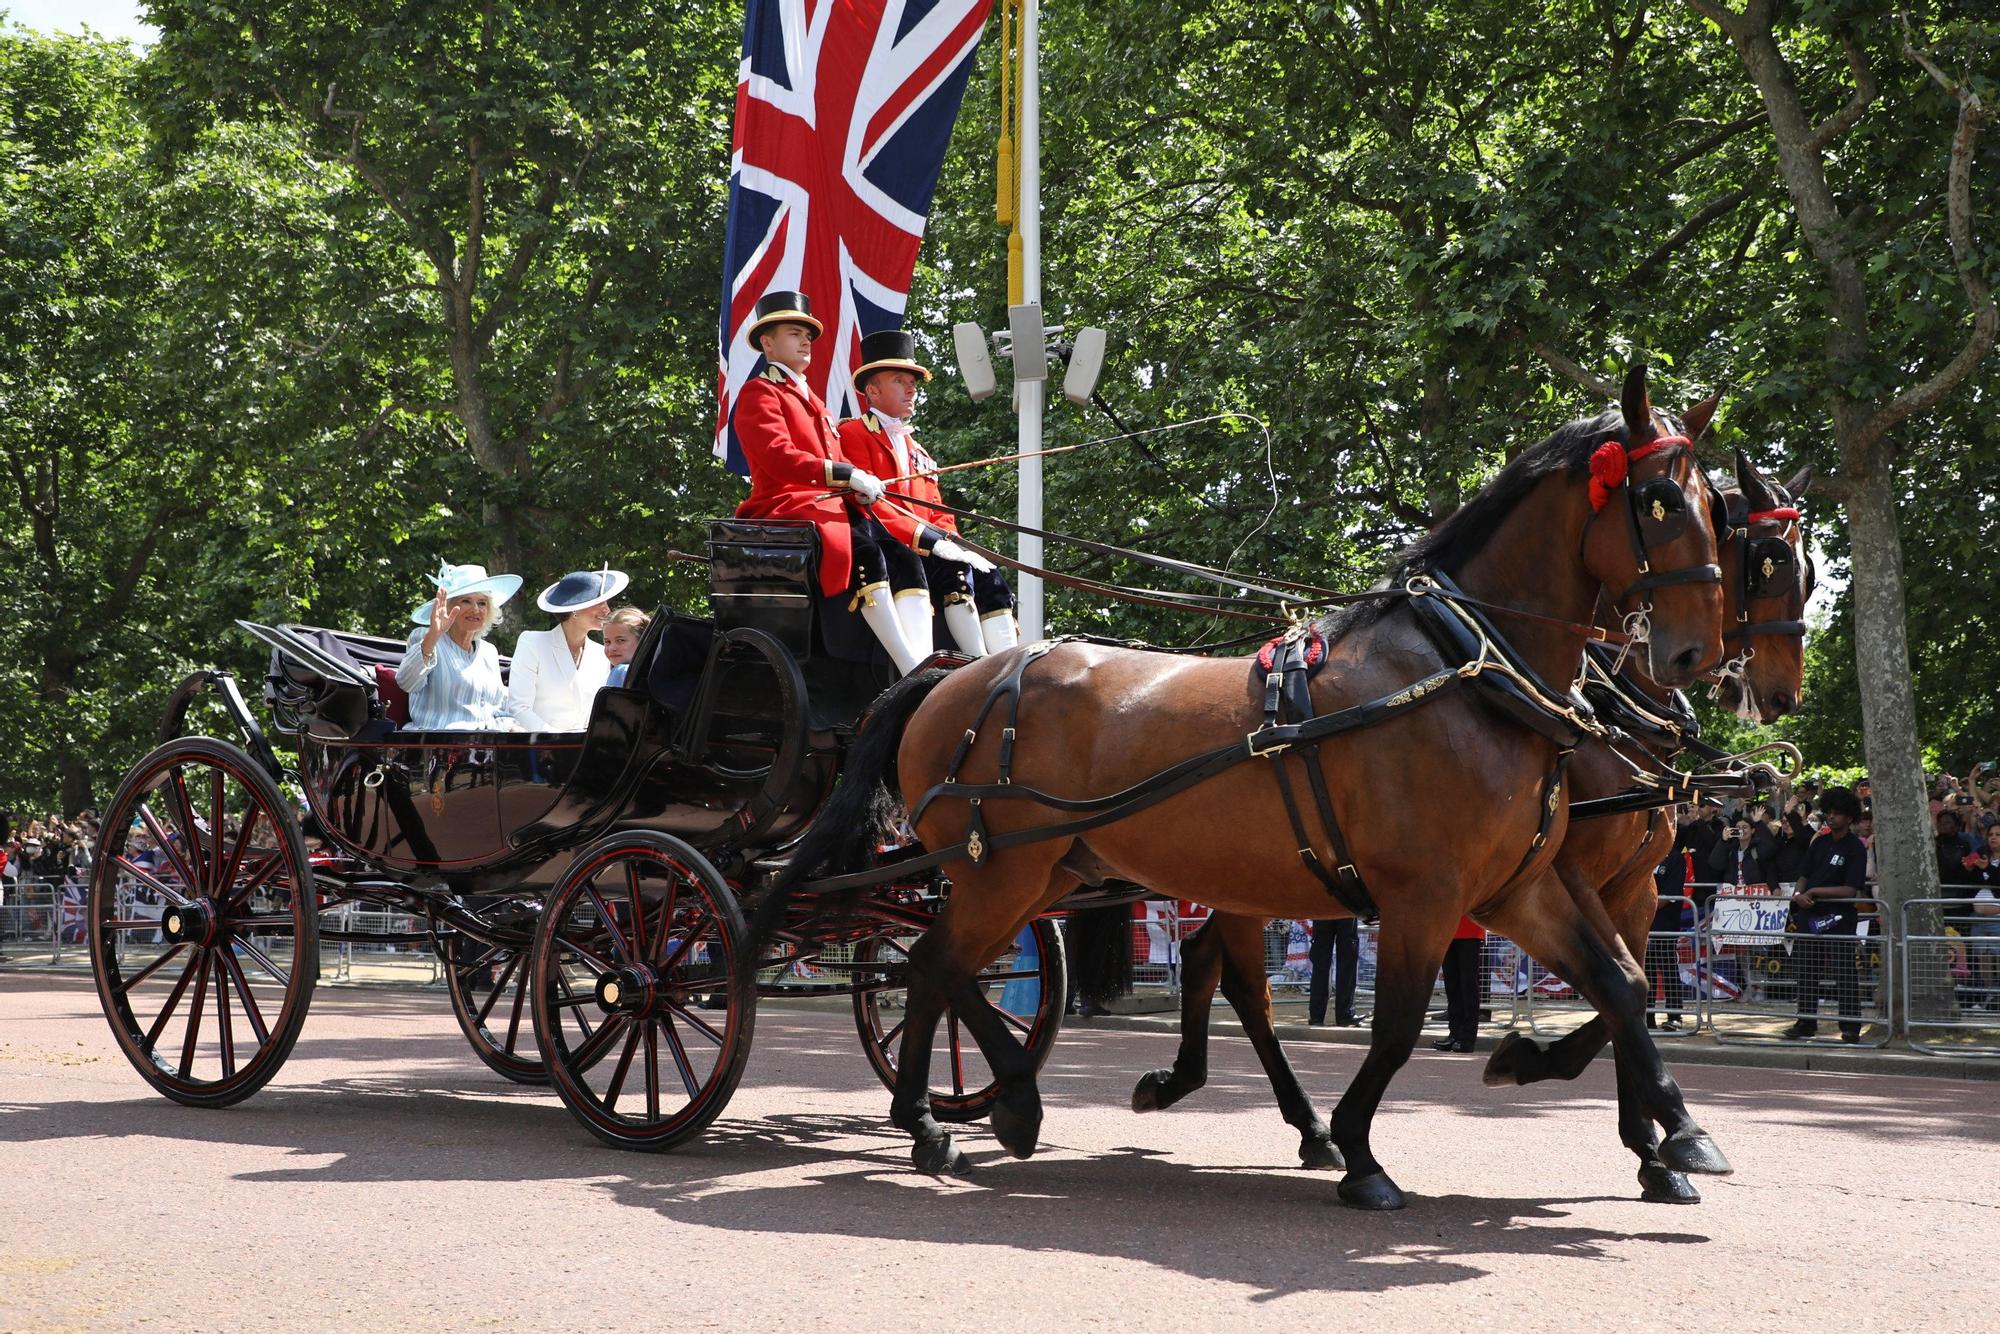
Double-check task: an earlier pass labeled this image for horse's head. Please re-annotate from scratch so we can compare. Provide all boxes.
[1578,365,1726,689]
[1711,452,1814,722]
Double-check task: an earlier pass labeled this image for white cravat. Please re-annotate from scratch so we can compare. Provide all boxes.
[873,409,913,476]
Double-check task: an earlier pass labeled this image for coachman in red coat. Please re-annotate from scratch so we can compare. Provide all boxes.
[837,328,1018,659]
[728,292,928,673]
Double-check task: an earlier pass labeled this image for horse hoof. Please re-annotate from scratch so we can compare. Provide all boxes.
[1299,1135,1344,1171]
[990,1091,1043,1160]
[1659,1129,1733,1176]
[1131,1068,1180,1113]
[1638,1164,1702,1204]
[1481,1030,1543,1087]
[1337,1170,1406,1211]
[911,1135,971,1176]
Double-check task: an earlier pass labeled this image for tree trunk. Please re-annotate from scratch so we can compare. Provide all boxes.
[444,290,530,574]
[1841,458,1942,1033]
[39,647,93,817]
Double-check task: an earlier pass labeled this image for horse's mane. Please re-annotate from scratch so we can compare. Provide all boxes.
[1317,408,1626,641]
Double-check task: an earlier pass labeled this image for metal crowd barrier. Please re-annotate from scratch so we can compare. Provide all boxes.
[1705,892,1892,1047]
[323,905,442,985]
[1901,898,2000,1057]
[0,881,65,967]
[1518,894,1703,1036]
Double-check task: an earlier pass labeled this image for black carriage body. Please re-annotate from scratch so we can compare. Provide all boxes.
[254,519,902,889]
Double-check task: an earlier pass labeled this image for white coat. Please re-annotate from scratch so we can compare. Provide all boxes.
[507,627,609,732]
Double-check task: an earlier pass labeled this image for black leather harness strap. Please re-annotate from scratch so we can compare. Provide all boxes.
[1256,627,1377,918]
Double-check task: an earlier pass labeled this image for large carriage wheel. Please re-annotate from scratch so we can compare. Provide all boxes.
[441,911,547,1085]
[88,737,317,1108]
[531,832,755,1151]
[853,916,1066,1123]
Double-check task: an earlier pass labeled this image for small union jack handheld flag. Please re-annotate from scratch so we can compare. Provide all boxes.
[715,0,995,476]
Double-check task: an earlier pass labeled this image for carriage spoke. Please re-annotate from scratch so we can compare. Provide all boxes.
[219,948,270,1045]
[141,954,202,1051]
[660,1000,724,1046]
[504,957,529,1055]
[178,952,211,1080]
[879,1016,907,1055]
[119,849,191,909]
[602,1022,644,1112]
[583,887,632,963]
[138,800,202,896]
[570,1013,629,1073]
[556,970,596,1044]
[658,1016,700,1100]
[624,865,647,961]
[228,914,297,930]
[214,805,264,908]
[649,874,681,966]
[998,1007,1034,1037]
[643,1023,661,1121]
[658,910,715,972]
[209,768,227,892]
[221,854,286,913]
[106,919,164,930]
[228,932,291,988]
[474,951,524,1027]
[166,770,211,893]
[979,969,1040,983]
[213,954,237,1079]
[118,943,187,994]
[948,1014,965,1097]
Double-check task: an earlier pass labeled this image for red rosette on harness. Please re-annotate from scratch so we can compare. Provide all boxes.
[1587,441,1629,512]
[1256,627,1326,674]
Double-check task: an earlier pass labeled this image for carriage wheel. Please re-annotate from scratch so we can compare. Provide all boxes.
[852,916,1066,1123]
[442,915,547,1085]
[531,832,755,1152]
[88,737,317,1108]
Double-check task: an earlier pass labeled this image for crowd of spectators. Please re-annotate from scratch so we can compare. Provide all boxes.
[0,812,97,894]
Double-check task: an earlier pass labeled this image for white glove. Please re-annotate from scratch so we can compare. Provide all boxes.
[847,468,885,504]
[932,538,995,573]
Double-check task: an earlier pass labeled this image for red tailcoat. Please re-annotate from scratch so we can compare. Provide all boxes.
[836,412,960,550]
[733,367,854,597]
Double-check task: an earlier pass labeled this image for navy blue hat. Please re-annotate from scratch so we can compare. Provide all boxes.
[538,568,630,614]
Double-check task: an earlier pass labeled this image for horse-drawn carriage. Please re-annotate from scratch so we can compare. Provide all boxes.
[85,518,1070,1150]
[88,370,1815,1207]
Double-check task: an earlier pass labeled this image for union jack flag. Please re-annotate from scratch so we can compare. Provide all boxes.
[715,0,995,475]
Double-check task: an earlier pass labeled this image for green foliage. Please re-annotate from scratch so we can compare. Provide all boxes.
[0,1,1993,815]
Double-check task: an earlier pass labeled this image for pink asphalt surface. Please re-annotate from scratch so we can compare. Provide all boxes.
[2,971,1993,1331]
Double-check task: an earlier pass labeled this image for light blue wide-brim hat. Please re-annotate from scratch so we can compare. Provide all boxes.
[410,560,525,625]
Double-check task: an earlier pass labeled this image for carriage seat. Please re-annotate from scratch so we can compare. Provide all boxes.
[374,665,411,727]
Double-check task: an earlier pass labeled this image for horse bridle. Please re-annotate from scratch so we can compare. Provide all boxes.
[1708,493,1813,694]
[1586,432,1725,658]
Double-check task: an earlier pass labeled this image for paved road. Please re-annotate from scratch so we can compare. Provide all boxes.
[2,972,1993,1331]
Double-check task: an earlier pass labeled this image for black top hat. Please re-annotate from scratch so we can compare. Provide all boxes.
[745,290,823,345]
[852,329,932,390]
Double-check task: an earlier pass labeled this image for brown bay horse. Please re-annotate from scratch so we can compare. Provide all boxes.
[765,367,1729,1209]
[1139,443,1814,1204]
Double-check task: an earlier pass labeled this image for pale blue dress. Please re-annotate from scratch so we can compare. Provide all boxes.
[395,630,531,731]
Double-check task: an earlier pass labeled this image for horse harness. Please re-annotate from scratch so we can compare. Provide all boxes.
[801,431,1730,904]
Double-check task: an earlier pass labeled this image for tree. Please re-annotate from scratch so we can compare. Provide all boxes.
[140,0,745,574]
[0,29,364,812]
[1679,0,1995,990]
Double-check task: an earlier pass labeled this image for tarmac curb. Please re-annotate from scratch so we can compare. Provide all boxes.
[1059,1010,2000,1082]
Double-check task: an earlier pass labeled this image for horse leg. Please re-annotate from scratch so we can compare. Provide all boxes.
[1211,913,1344,1170]
[892,864,1075,1171]
[1131,915,1226,1113]
[1482,870,1731,1182]
[1330,916,1456,1210]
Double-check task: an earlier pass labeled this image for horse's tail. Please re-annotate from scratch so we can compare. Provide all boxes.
[1068,902,1136,1005]
[750,664,953,946]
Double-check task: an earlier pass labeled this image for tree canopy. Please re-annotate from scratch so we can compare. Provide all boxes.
[0,1,1993,818]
